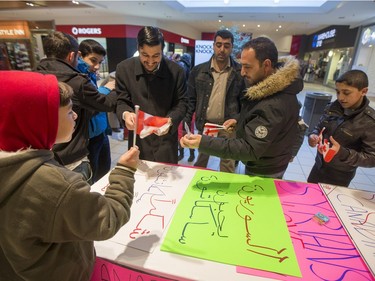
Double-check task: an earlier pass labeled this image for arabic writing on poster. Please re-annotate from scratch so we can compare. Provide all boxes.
[161,170,301,277]
[321,184,375,278]
[90,257,173,281]
[237,181,374,281]
[90,161,197,252]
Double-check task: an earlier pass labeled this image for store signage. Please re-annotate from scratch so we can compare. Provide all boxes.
[71,26,102,35]
[180,37,189,44]
[0,22,30,39]
[0,29,25,36]
[312,28,336,48]
[195,40,213,66]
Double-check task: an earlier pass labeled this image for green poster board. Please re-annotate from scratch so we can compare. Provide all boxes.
[161,170,301,277]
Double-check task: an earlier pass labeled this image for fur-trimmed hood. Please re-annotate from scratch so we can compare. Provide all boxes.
[244,56,302,100]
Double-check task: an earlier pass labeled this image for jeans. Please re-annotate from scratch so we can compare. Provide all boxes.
[88,133,111,183]
[194,129,235,173]
[245,168,286,179]
[307,164,355,187]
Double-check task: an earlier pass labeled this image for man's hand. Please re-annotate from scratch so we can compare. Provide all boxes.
[154,119,172,136]
[122,111,136,130]
[180,134,202,149]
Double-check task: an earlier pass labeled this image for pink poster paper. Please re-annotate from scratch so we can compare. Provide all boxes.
[90,257,173,281]
[237,181,374,281]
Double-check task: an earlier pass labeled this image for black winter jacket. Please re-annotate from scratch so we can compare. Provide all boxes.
[37,58,117,165]
[199,56,303,176]
[115,56,187,164]
[311,97,375,172]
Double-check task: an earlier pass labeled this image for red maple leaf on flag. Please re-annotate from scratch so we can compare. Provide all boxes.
[136,110,171,139]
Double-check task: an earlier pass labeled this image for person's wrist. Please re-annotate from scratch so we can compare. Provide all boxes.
[122,111,130,121]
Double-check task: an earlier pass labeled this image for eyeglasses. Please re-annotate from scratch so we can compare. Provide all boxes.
[215,42,232,49]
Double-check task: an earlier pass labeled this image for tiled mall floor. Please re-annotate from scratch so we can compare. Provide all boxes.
[108,81,375,193]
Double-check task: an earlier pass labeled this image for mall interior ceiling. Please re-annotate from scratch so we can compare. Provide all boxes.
[0,1,375,38]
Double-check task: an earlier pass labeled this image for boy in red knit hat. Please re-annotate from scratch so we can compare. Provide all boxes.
[0,71,139,281]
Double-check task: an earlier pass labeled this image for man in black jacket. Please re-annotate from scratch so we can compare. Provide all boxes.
[181,37,303,179]
[37,31,117,182]
[115,26,187,164]
[185,29,246,173]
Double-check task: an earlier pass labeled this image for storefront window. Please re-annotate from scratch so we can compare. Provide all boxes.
[353,24,375,96]
[303,47,353,87]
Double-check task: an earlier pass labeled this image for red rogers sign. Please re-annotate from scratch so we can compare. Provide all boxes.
[71,27,102,35]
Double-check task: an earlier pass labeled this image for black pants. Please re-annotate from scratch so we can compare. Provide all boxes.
[308,164,355,187]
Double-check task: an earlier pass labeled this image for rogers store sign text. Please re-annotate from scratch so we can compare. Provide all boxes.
[72,27,102,35]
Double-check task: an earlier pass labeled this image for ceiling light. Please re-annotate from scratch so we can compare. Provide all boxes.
[218,19,222,23]
[279,25,282,28]
[276,29,279,32]
[242,24,245,27]
[224,0,229,4]
[257,24,260,28]
[26,2,35,7]
[72,0,80,5]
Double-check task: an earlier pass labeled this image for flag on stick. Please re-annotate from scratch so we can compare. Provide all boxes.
[133,105,140,146]
[136,109,171,139]
[203,122,225,137]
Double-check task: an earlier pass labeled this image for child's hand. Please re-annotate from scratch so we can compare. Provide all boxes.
[328,136,340,154]
[308,134,320,147]
[104,80,115,90]
[118,146,139,170]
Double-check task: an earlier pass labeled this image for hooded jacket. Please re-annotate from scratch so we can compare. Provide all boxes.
[37,58,117,165]
[0,71,135,281]
[199,56,303,176]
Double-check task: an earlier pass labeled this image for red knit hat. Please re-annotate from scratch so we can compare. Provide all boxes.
[0,71,59,151]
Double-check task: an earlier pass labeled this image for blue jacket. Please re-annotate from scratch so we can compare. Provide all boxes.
[77,58,110,138]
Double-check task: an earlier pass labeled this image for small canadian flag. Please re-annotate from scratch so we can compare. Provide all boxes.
[136,109,171,139]
[202,122,225,137]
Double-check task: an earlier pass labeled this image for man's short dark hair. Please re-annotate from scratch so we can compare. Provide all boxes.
[336,69,368,90]
[79,39,106,58]
[43,31,79,60]
[242,37,278,68]
[214,29,234,44]
[137,26,165,50]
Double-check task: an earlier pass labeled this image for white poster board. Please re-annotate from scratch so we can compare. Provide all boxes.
[321,184,375,277]
[91,161,197,253]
